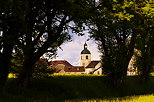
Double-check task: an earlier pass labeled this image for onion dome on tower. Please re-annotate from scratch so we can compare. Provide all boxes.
[81,43,91,54]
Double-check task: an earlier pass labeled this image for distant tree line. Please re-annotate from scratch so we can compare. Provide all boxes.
[0,0,153,89]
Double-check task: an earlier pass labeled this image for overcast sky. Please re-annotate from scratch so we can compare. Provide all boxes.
[52,33,101,66]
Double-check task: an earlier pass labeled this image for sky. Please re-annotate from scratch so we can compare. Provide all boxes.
[52,33,101,66]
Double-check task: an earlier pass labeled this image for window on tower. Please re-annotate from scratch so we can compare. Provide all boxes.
[86,55,88,59]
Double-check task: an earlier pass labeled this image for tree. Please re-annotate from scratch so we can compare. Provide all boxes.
[33,58,54,78]
[127,0,154,83]
[16,0,91,87]
[0,0,94,88]
[134,19,154,83]
[0,0,26,89]
[88,0,148,87]
[91,18,137,87]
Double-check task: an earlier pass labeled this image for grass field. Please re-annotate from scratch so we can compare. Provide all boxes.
[1,75,154,102]
[67,95,154,102]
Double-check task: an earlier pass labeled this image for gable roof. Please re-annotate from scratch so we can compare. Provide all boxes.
[49,60,85,72]
[86,61,100,68]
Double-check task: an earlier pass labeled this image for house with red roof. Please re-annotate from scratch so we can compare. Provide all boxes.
[49,60,85,74]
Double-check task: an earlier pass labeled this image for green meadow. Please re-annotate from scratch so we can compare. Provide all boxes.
[1,75,154,102]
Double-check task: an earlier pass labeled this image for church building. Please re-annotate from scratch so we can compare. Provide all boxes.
[49,42,102,74]
[80,42,102,74]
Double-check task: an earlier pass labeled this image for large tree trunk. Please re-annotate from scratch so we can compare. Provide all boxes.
[139,51,152,83]
[0,44,13,90]
[112,30,136,87]
[103,52,132,87]
[110,49,134,87]
[138,32,153,83]
[17,56,36,87]
[111,62,129,87]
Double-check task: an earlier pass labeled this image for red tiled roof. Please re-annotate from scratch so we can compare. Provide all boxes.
[50,60,72,67]
[36,58,48,64]
[86,61,100,68]
[49,60,85,72]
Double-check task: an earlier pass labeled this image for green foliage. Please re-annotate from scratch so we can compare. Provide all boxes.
[89,6,137,86]
[10,58,23,74]
[134,32,154,82]
[33,61,54,78]
[10,47,24,74]
[111,0,154,20]
[133,52,153,75]
[10,54,55,78]
[132,5,154,82]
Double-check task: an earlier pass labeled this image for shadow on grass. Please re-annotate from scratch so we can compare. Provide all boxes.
[1,76,154,102]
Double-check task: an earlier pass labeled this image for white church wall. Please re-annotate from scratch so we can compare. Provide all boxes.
[94,62,102,75]
[94,62,102,74]
[85,68,94,74]
[94,68,102,75]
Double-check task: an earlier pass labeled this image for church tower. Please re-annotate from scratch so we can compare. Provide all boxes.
[80,42,91,67]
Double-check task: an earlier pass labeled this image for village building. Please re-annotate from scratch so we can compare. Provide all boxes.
[48,60,85,74]
[49,42,102,74]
